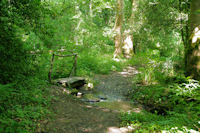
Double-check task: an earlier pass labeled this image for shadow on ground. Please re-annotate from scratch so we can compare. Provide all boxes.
[41,86,121,133]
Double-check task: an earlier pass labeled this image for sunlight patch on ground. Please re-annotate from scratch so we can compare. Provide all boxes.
[107,126,135,133]
[107,127,122,133]
[162,126,200,133]
[113,58,120,62]
[85,105,93,108]
[118,66,140,77]
[96,101,143,113]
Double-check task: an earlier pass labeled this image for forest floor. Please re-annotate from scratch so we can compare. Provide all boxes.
[40,66,143,133]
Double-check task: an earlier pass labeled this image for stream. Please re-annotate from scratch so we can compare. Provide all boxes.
[79,66,142,113]
[42,66,142,133]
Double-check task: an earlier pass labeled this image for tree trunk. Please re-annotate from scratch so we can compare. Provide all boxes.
[74,1,83,45]
[185,0,200,79]
[114,0,123,58]
[122,30,133,58]
[122,0,137,58]
[89,0,93,18]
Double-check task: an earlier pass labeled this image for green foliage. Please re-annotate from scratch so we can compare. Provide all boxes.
[0,0,198,132]
[128,49,183,85]
[0,1,52,132]
[0,2,31,84]
[129,0,184,58]
[121,110,199,132]
[124,76,200,132]
[0,78,51,133]
[0,24,28,84]
[0,0,47,84]
[77,51,124,76]
[173,78,200,97]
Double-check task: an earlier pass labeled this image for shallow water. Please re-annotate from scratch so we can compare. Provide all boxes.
[81,66,141,112]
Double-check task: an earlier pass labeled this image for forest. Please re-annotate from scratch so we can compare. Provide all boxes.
[0,0,200,132]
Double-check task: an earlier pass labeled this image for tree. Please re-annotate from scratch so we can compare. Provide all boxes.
[122,0,137,58]
[113,0,124,58]
[114,0,136,59]
[185,0,200,79]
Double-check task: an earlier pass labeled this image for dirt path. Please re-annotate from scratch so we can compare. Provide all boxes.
[41,66,141,133]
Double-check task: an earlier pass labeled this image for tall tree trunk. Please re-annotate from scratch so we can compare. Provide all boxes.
[89,0,93,18]
[74,1,83,45]
[185,0,200,79]
[122,30,134,58]
[122,0,137,58]
[114,0,123,58]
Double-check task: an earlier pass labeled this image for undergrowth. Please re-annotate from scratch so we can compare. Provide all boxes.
[122,52,200,132]
[0,78,52,133]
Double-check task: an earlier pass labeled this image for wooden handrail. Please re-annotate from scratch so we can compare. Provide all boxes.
[54,53,77,57]
[48,53,78,83]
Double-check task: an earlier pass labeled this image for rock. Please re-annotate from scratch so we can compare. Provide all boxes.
[99,97,107,102]
[98,96,107,100]
[77,92,83,96]
[86,99,100,103]
[87,83,94,89]
[100,99,106,102]
[81,83,94,91]
[54,77,86,88]
[76,92,83,98]
[80,99,100,103]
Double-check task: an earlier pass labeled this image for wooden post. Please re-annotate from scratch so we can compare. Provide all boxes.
[48,53,55,83]
[70,54,78,77]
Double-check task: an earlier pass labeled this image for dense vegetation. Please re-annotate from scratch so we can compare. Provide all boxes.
[0,0,199,132]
